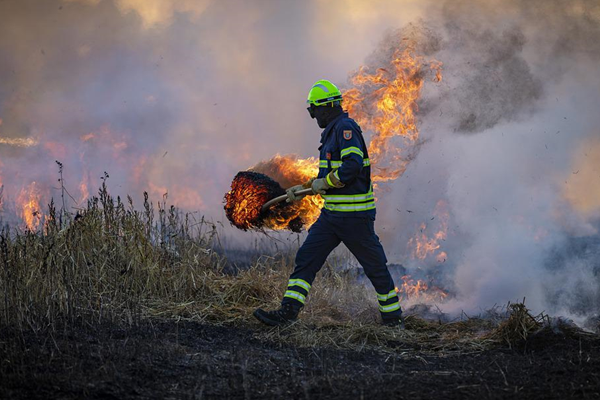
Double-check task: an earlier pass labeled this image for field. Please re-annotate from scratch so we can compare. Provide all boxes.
[1,186,599,399]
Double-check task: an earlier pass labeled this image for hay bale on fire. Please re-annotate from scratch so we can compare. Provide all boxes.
[224,171,313,232]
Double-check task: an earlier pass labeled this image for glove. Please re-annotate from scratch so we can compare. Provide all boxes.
[286,179,315,203]
[312,171,345,195]
[286,184,306,203]
[311,178,329,195]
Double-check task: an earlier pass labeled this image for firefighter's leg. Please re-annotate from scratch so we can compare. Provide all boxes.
[281,213,341,311]
[338,216,402,323]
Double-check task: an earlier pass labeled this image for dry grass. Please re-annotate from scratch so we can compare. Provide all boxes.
[0,183,586,358]
[483,302,546,347]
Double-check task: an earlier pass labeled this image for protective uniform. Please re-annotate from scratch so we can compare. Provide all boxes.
[279,81,402,322]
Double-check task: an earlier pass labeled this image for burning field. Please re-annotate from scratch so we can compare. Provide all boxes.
[2,0,600,398]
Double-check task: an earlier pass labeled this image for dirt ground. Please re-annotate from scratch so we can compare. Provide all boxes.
[2,320,599,400]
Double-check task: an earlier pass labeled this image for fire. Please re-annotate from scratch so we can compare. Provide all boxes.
[0,137,39,147]
[344,46,442,182]
[225,170,312,232]
[225,155,325,232]
[81,132,95,142]
[395,275,448,304]
[399,200,451,303]
[225,172,274,231]
[227,45,442,232]
[249,154,323,229]
[78,175,90,206]
[407,199,449,261]
[17,182,43,231]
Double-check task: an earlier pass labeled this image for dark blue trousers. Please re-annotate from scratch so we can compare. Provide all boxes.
[281,211,402,321]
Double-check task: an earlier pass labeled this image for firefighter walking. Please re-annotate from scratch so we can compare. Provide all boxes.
[254,80,403,327]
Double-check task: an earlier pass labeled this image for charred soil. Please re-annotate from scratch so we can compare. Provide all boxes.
[2,320,599,400]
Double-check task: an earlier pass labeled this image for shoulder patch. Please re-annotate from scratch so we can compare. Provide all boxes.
[343,130,352,140]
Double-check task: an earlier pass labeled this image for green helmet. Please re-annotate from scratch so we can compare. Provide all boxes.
[307,80,343,106]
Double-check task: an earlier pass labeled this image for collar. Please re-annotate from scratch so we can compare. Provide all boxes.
[320,112,348,144]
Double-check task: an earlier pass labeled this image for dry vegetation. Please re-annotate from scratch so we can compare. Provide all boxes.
[1,183,599,398]
[2,182,592,354]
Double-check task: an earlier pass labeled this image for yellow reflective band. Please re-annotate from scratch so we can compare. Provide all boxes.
[328,159,369,168]
[334,170,340,181]
[324,202,376,212]
[379,302,401,312]
[288,279,311,291]
[340,147,364,158]
[377,290,397,302]
[326,173,334,187]
[322,192,374,202]
[284,290,306,304]
[319,160,328,168]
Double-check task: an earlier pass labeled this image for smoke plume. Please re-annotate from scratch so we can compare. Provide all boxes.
[365,0,600,319]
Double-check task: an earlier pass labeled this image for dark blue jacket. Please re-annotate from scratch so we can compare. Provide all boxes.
[317,112,375,217]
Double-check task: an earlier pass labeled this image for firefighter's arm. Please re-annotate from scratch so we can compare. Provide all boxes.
[335,126,364,185]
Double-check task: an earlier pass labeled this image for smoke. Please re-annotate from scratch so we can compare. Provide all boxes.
[1,0,599,318]
[365,0,600,318]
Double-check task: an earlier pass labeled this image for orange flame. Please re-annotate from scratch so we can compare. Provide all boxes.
[78,175,90,206]
[395,275,448,304]
[344,47,442,182]
[0,137,39,147]
[249,154,323,230]
[17,182,43,231]
[251,48,440,230]
[229,44,441,231]
[407,199,449,261]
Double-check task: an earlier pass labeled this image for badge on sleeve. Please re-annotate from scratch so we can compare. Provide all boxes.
[343,130,353,140]
[326,152,331,160]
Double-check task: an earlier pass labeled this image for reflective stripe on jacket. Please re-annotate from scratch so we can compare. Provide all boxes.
[317,112,375,217]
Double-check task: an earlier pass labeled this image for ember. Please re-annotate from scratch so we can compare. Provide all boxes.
[224,171,305,232]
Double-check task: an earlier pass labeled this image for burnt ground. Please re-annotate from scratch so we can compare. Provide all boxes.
[1,321,599,400]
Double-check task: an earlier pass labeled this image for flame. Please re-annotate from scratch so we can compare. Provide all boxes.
[407,199,449,261]
[81,132,95,142]
[0,137,39,147]
[344,46,442,182]
[249,154,323,230]
[78,174,90,206]
[230,46,442,231]
[17,182,43,231]
[395,275,448,304]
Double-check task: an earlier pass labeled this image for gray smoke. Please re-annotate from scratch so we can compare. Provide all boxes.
[365,0,600,319]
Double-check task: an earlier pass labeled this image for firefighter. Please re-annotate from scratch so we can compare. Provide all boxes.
[253,80,403,327]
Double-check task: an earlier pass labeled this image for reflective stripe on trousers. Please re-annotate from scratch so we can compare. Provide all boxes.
[281,212,402,319]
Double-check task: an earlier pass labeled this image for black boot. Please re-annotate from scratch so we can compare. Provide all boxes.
[382,315,405,329]
[254,303,299,326]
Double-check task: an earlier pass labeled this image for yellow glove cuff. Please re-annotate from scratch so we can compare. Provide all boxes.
[326,171,345,188]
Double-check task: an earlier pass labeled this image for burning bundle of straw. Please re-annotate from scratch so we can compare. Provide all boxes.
[224,171,305,232]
